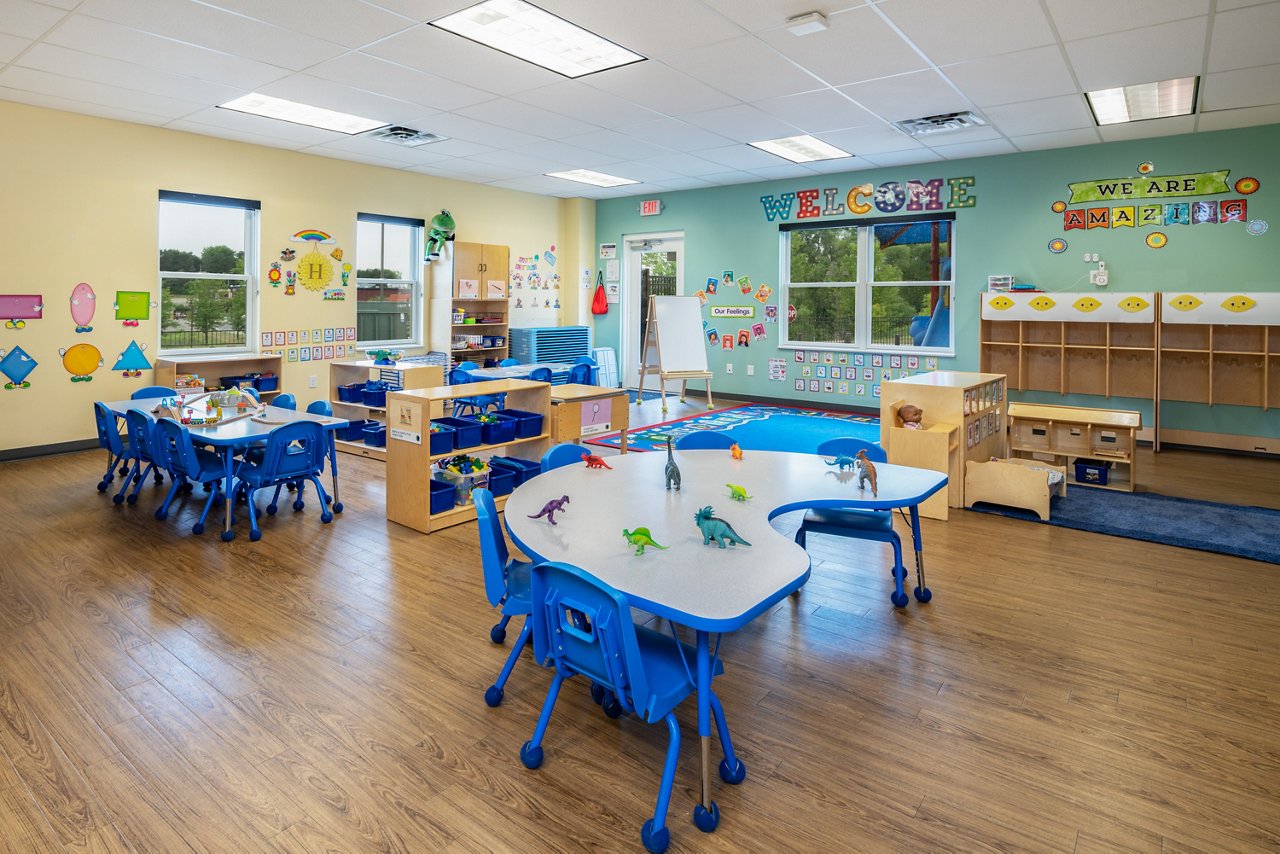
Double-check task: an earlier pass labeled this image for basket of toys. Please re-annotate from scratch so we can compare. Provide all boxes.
[433,453,490,505]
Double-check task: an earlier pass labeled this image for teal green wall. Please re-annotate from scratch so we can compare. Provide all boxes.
[595,124,1280,438]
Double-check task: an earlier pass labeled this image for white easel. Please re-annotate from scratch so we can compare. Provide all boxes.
[636,294,714,412]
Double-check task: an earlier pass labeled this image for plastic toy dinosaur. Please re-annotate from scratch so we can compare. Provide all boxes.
[693,506,751,548]
[528,495,570,525]
[622,527,667,555]
[855,449,878,497]
[664,437,681,491]
[826,453,857,471]
[726,483,752,502]
[582,453,612,469]
[730,442,743,460]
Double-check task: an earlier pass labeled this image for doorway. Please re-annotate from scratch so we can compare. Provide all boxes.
[622,231,684,390]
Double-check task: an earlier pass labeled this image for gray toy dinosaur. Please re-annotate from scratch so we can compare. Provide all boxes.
[664,437,681,491]
[693,505,751,548]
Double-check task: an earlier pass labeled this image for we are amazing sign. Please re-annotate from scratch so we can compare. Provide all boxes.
[759,176,977,222]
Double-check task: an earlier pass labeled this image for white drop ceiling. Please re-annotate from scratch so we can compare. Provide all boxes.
[2,0,1279,199]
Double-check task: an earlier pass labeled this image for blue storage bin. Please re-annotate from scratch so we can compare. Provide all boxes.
[494,408,544,439]
[487,467,515,497]
[433,416,482,449]
[466,413,517,445]
[340,419,370,441]
[489,456,541,486]
[363,423,387,447]
[362,381,389,408]
[429,424,455,455]
[429,479,455,514]
[1073,458,1112,485]
[254,374,279,392]
[337,382,363,402]
[220,375,250,390]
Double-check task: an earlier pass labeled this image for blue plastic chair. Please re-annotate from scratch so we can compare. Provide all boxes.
[235,421,332,541]
[527,367,553,384]
[567,363,593,385]
[498,358,521,368]
[152,418,228,535]
[541,442,583,473]
[674,430,737,451]
[793,438,906,602]
[114,409,164,504]
[93,402,128,492]
[473,488,535,707]
[239,387,260,403]
[131,385,175,400]
[272,393,297,411]
[306,400,332,417]
[450,368,501,416]
[520,562,735,854]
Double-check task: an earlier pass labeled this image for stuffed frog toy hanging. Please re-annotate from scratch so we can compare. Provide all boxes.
[425,209,456,260]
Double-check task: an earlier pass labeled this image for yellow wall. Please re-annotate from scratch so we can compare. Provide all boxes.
[0,101,591,452]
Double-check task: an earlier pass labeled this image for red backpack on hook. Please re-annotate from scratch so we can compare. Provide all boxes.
[591,270,608,315]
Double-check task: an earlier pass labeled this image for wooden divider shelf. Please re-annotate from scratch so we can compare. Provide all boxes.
[329,360,444,460]
[1007,402,1140,491]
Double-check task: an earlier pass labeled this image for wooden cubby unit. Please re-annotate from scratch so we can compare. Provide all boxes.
[155,352,283,399]
[329,360,444,460]
[1007,402,1141,492]
[451,297,510,364]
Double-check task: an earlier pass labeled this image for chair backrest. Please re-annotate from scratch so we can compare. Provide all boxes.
[528,367,553,384]
[457,360,479,371]
[498,358,520,367]
[816,437,885,463]
[572,356,597,366]
[131,385,175,400]
[93,402,124,455]
[273,393,297,411]
[123,408,157,462]
[153,418,200,479]
[472,488,511,607]
[567,364,592,385]
[306,400,333,417]
[259,421,326,479]
[449,368,473,386]
[674,430,737,451]
[541,442,582,472]
[240,387,260,402]
[530,562,647,718]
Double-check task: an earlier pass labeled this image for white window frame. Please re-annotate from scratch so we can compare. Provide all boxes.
[355,214,424,349]
[780,216,955,356]
[158,192,259,357]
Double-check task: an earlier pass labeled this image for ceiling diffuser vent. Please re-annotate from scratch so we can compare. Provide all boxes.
[892,111,987,136]
[366,126,449,147]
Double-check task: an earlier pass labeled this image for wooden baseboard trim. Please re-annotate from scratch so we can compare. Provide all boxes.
[0,438,99,462]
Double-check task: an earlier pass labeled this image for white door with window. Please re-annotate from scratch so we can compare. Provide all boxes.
[622,232,684,390]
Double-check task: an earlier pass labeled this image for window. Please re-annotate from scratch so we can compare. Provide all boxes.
[356,213,423,346]
[782,216,953,353]
[158,191,259,354]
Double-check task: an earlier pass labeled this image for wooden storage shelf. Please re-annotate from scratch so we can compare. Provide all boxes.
[1008,401,1140,492]
[155,352,283,396]
[451,245,510,364]
[427,431,549,464]
[334,437,386,459]
[329,360,444,460]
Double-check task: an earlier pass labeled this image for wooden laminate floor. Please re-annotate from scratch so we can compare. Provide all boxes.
[1,405,1279,852]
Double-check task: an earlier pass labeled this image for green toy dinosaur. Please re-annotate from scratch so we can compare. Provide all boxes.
[425,209,455,260]
[622,527,668,555]
[693,506,751,549]
[726,483,752,502]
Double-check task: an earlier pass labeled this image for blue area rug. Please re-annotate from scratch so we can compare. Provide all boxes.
[586,403,880,453]
[969,488,1280,564]
[627,389,662,403]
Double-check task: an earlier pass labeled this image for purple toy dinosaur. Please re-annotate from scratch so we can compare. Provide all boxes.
[528,495,570,525]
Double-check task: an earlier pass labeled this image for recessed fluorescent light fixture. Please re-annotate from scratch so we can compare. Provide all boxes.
[545,169,638,188]
[218,93,387,134]
[430,0,644,79]
[748,134,852,163]
[1085,76,1198,126]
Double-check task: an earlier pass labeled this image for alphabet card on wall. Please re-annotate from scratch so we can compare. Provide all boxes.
[0,294,43,329]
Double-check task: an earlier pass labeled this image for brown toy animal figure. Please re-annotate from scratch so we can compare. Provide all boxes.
[581,453,612,469]
[898,404,923,429]
[855,449,878,497]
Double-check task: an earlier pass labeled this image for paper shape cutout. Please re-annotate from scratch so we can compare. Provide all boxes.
[60,342,102,381]
[1246,219,1268,235]
[297,247,334,291]
[331,248,343,261]
[290,229,336,244]
[0,346,37,388]
[269,262,282,286]
[1145,232,1168,249]
[1048,238,1068,253]
[114,291,152,326]
[1234,177,1260,195]
[0,294,43,328]
[113,340,151,376]
[1137,161,1154,174]
[281,248,296,261]
[70,282,96,332]
[323,288,346,301]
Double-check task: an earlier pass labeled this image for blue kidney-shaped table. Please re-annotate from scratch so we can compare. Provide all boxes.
[504,449,946,833]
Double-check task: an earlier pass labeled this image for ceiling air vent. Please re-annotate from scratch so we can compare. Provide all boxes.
[892,111,987,136]
[366,126,449,147]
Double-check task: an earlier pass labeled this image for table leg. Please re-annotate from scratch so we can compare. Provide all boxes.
[328,431,343,514]
[693,630,720,832]
[220,447,236,542]
[910,504,932,603]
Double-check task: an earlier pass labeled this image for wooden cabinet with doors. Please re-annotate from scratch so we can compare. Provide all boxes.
[452,242,509,300]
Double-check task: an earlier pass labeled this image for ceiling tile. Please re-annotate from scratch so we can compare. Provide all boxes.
[1215,0,1280,9]
[0,82,173,125]
[256,73,436,128]
[1044,0,1210,42]
[699,170,771,185]
[422,157,532,181]
[410,138,495,158]
[861,148,944,167]
[538,0,742,57]
[680,103,801,142]
[752,89,879,134]
[466,149,575,173]
[43,15,290,91]
[0,32,31,64]
[413,112,545,148]
[758,5,928,87]
[560,129,675,160]
[1196,103,1280,132]
[647,176,716,190]
[0,0,67,39]
[512,140,624,169]
[582,61,739,116]
[198,0,415,49]
[1097,114,1197,142]
[32,0,80,8]
[510,80,661,128]
[748,163,821,180]
[305,52,494,113]
[700,0,863,34]
[818,123,922,155]
[926,138,1019,160]
[1064,17,1208,91]
[633,152,731,178]
[75,0,347,72]
[1200,64,1280,111]
[838,70,969,123]
[306,148,419,170]
[359,0,465,20]
[603,161,682,183]
[165,119,312,151]
[801,155,880,175]
[918,125,1003,148]
[171,106,346,145]
[487,175,582,196]
[880,0,1056,65]
[306,134,453,166]
[943,45,1078,108]
[0,66,203,119]
[661,35,823,101]
[363,21,560,97]
[617,118,735,152]
[695,144,789,170]
[1208,3,1280,72]
[455,98,599,139]
[17,43,243,105]
[1009,128,1103,151]
[982,94,1096,137]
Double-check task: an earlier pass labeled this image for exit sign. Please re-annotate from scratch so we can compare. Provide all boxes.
[639,199,662,216]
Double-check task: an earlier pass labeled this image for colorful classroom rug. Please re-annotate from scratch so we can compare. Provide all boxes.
[627,389,662,403]
[968,488,1280,564]
[586,403,880,453]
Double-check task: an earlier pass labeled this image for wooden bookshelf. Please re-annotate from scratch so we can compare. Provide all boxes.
[155,352,283,399]
[328,360,444,459]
